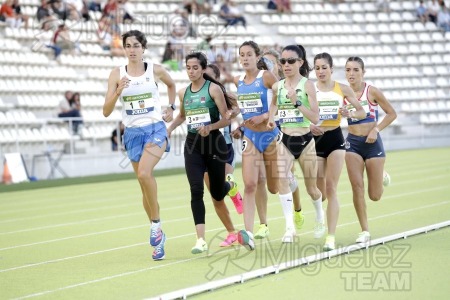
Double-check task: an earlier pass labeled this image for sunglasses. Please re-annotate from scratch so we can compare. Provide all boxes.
[280,57,301,65]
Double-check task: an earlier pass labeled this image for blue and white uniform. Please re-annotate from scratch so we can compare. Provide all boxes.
[119,62,169,162]
[237,70,279,153]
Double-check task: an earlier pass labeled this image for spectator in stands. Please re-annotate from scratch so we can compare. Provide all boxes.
[417,0,429,23]
[50,0,78,21]
[88,0,101,12]
[36,0,58,30]
[168,17,189,70]
[111,122,125,151]
[437,2,450,31]
[216,42,234,64]
[216,41,234,76]
[344,56,397,245]
[161,41,179,71]
[52,23,78,54]
[101,0,117,20]
[376,0,390,13]
[267,0,292,13]
[11,0,29,28]
[206,44,216,64]
[214,53,234,85]
[103,30,177,260]
[428,0,440,23]
[1,0,22,28]
[219,0,247,28]
[182,0,212,15]
[109,32,125,57]
[58,90,83,134]
[116,0,134,24]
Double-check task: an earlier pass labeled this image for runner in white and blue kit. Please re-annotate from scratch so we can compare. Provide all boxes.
[103,30,176,261]
[233,41,280,251]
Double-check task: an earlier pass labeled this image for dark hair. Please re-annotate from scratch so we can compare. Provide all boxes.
[263,49,284,78]
[122,30,147,49]
[314,52,333,68]
[206,64,221,80]
[69,92,80,106]
[239,40,261,57]
[185,52,234,109]
[282,44,311,78]
[346,56,365,71]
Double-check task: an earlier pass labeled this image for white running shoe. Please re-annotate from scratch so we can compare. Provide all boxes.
[238,230,255,251]
[313,221,326,239]
[191,238,208,254]
[323,235,335,252]
[288,172,298,192]
[383,171,391,187]
[356,231,371,243]
[281,227,297,243]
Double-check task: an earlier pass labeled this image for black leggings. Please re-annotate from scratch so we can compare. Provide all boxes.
[184,131,230,225]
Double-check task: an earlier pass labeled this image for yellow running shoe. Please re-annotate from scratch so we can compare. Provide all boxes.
[294,210,305,230]
[323,235,335,252]
[254,224,270,239]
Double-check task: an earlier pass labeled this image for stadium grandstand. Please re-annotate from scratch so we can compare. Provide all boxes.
[0,0,449,180]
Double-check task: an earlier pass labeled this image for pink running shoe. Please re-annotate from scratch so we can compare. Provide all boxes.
[230,192,243,214]
[219,232,238,247]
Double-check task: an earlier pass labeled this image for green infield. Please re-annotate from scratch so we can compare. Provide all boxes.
[0,147,449,299]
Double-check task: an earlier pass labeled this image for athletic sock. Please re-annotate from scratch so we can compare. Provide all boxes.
[279,193,295,229]
[311,193,324,223]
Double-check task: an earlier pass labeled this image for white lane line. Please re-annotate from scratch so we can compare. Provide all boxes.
[1,170,448,233]
[1,182,447,250]
[11,200,450,300]
[1,198,448,274]
[1,159,448,214]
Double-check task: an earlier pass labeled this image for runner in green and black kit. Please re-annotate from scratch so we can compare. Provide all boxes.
[167,52,240,254]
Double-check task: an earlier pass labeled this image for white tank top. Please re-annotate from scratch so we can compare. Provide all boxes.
[119,62,162,127]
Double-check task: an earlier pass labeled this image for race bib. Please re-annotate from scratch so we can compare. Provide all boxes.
[186,107,211,130]
[318,100,339,120]
[346,100,370,121]
[238,93,263,115]
[123,93,154,115]
[278,104,303,124]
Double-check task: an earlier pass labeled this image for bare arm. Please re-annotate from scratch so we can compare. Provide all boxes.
[370,86,397,132]
[197,83,231,137]
[340,83,366,120]
[300,79,319,125]
[267,81,279,130]
[167,88,187,136]
[103,67,126,117]
[154,63,176,122]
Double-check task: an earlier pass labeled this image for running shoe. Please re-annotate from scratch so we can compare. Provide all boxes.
[226,174,243,214]
[323,235,335,252]
[294,210,305,230]
[313,221,326,239]
[383,171,391,187]
[191,238,208,254]
[219,232,238,247]
[254,224,270,239]
[356,231,371,243]
[150,225,164,247]
[288,171,298,192]
[237,230,255,251]
[152,232,166,260]
[281,227,296,243]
